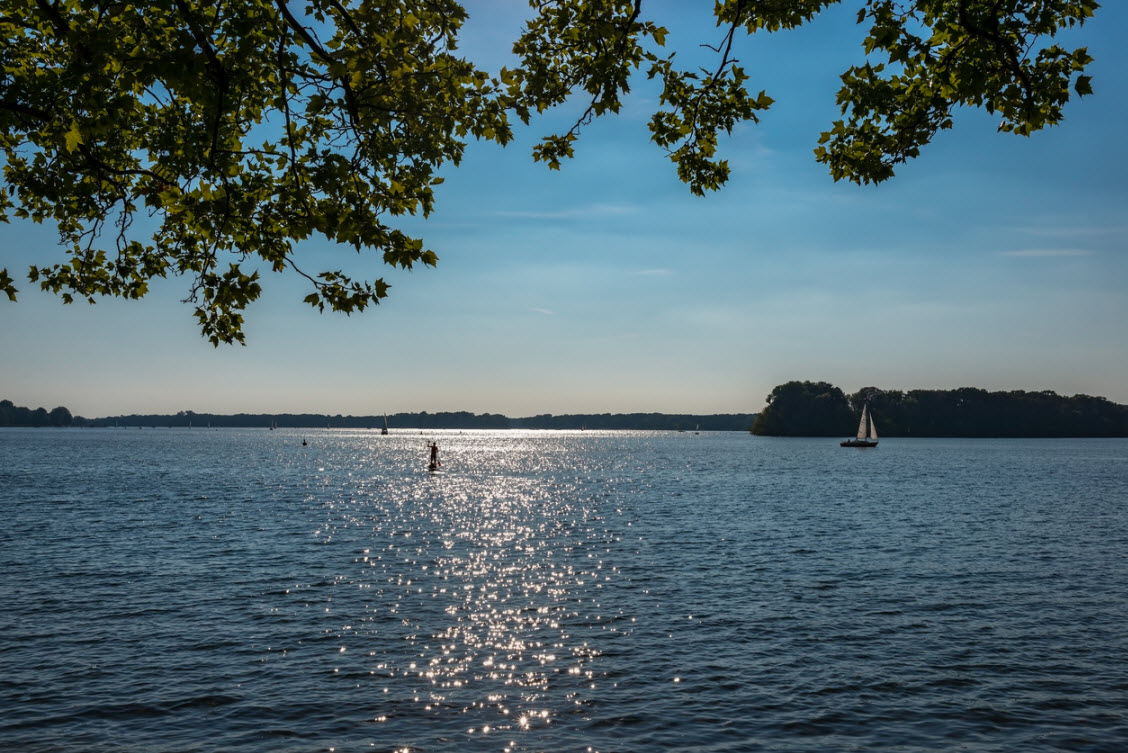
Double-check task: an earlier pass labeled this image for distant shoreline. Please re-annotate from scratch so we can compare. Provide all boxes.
[7,382,1127,436]
[60,411,758,432]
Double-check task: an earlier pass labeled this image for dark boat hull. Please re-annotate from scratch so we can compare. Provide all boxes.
[840,439,878,447]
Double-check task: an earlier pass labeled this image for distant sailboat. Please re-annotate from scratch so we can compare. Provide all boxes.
[841,404,879,448]
[381,414,389,435]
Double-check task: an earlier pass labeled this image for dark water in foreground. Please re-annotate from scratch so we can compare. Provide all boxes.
[2,429,1126,752]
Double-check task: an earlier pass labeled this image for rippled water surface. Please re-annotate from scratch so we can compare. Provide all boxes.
[2,429,1126,752]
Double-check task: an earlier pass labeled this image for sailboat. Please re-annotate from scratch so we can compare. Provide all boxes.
[841,404,879,447]
[381,414,389,435]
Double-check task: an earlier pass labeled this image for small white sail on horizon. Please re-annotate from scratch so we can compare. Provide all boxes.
[843,403,879,447]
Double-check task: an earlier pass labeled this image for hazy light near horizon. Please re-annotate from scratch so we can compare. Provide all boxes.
[2,3,1126,415]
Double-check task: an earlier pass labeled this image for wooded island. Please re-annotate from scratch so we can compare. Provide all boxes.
[751,382,1127,437]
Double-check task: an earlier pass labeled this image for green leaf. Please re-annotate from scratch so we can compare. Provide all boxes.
[64,122,83,153]
[0,268,17,302]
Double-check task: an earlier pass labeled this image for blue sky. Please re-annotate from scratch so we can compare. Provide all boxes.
[3,2,1126,418]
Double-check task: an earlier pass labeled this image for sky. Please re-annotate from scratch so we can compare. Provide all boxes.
[2,2,1126,419]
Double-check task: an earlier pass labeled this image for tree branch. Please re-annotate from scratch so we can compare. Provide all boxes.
[274,0,362,127]
[171,0,229,167]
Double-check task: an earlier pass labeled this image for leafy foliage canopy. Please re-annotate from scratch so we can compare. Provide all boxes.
[0,0,1099,342]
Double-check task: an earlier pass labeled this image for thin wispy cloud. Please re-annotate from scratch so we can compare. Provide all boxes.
[1017,225,1128,238]
[998,249,1095,258]
[491,203,637,220]
[726,140,777,173]
[531,307,553,315]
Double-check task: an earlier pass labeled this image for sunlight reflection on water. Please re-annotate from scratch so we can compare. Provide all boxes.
[297,431,634,743]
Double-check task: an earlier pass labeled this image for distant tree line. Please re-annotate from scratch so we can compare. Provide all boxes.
[751,382,1128,437]
[66,410,757,431]
[509,413,754,431]
[11,390,1126,436]
[0,399,73,427]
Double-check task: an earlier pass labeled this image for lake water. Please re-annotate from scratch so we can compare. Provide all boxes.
[2,429,1126,752]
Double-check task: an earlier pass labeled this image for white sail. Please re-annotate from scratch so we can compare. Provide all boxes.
[856,405,868,440]
[869,413,878,440]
